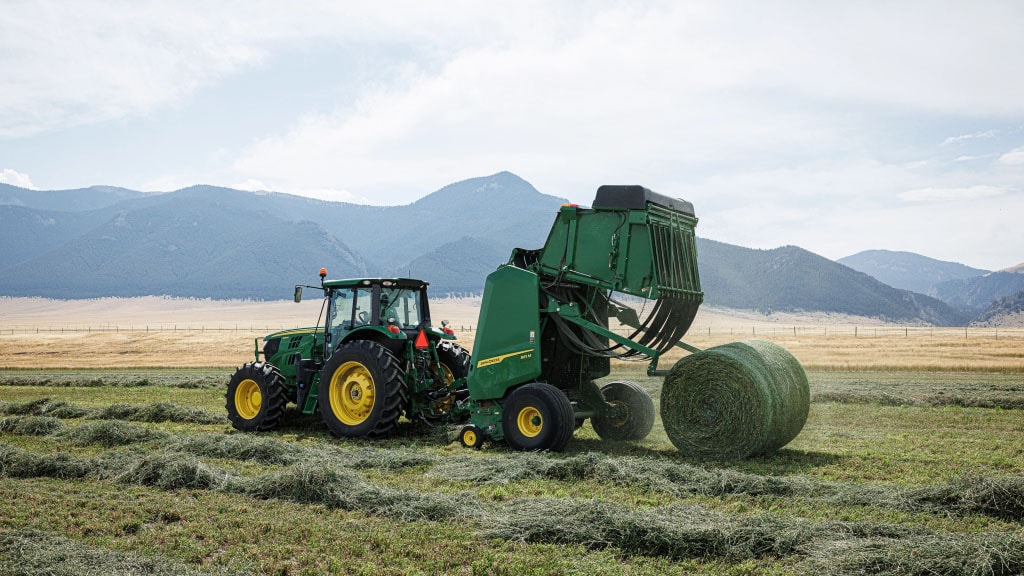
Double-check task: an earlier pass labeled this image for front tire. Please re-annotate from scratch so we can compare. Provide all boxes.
[319,340,406,439]
[226,362,287,432]
[591,380,655,441]
[502,383,574,451]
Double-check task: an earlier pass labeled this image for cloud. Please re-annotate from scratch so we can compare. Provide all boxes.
[232,179,270,192]
[942,130,1000,146]
[0,1,552,138]
[999,146,1024,165]
[898,185,1010,203]
[0,168,37,189]
[0,2,268,137]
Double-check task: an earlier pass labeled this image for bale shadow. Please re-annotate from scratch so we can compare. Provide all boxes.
[564,436,843,474]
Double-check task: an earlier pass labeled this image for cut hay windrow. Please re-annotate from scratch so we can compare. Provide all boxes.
[114,452,230,490]
[812,390,1024,410]
[0,397,89,418]
[430,452,1024,523]
[242,460,481,522]
[488,497,921,562]
[799,531,1024,576]
[661,340,810,459]
[0,443,91,479]
[0,443,480,523]
[0,371,225,389]
[58,420,171,448]
[909,475,1024,523]
[0,415,66,436]
[0,528,230,576]
[0,397,226,424]
[428,452,820,498]
[95,402,226,425]
[2,441,1022,570]
[168,433,300,465]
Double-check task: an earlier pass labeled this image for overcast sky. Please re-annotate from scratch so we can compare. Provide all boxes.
[2,1,1022,270]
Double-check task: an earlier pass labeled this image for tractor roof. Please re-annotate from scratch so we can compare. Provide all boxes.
[322,277,429,290]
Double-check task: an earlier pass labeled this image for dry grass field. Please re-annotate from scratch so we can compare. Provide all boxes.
[2,297,1022,371]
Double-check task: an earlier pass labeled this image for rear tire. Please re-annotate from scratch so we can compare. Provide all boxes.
[319,340,407,439]
[591,380,655,441]
[502,383,574,451]
[417,341,471,422]
[437,341,470,380]
[226,362,287,432]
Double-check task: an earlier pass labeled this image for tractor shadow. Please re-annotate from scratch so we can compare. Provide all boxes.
[271,409,456,445]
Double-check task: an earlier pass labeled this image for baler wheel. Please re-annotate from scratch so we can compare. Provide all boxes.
[501,383,574,451]
[319,340,407,439]
[226,362,287,432]
[459,425,484,449]
[591,380,655,442]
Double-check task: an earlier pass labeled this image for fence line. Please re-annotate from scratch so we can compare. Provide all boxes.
[2,324,1023,339]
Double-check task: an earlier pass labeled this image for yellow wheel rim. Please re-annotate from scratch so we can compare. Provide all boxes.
[517,406,543,438]
[440,363,454,384]
[462,429,477,446]
[329,361,376,426]
[234,378,262,420]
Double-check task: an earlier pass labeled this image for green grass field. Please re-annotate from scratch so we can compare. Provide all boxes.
[2,369,1024,575]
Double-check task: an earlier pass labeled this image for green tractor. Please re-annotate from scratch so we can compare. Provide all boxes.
[228,185,809,458]
[226,276,470,438]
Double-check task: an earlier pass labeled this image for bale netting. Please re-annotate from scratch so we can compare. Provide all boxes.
[661,339,809,459]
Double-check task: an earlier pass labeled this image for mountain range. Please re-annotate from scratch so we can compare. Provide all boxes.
[0,172,1014,326]
[839,249,1024,326]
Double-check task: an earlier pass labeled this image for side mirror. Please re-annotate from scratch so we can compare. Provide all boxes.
[293,286,302,303]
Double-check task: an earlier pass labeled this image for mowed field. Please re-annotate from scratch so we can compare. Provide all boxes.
[2,297,1024,575]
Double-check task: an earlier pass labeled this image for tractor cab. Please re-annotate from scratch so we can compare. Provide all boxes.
[322,278,452,359]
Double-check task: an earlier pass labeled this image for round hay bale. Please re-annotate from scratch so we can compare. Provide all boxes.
[661,340,809,459]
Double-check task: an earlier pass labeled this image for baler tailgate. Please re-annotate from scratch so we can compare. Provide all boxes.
[648,206,701,300]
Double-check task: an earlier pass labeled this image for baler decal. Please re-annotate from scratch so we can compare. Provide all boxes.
[476,349,534,369]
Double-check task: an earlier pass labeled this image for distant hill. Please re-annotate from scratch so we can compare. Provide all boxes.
[971,290,1024,327]
[0,193,369,299]
[837,249,988,294]
[0,183,147,211]
[699,240,968,326]
[398,236,511,296]
[931,272,1024,315]
[999,262,1024,274]
[0,173,566,300]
